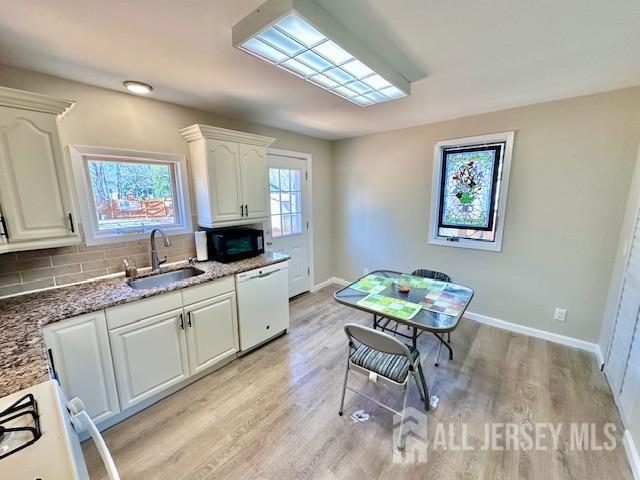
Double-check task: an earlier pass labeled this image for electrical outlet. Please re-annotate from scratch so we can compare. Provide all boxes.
[554,308,567,322]
[363,268,370,275]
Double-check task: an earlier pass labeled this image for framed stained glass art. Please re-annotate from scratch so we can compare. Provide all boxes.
[438,145,502,231]
[428,131,514,252]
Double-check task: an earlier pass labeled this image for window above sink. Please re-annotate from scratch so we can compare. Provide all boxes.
[69,145,193,245]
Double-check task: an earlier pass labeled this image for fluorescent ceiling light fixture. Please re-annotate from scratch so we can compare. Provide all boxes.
[232,0,410,106]
[123,81,153,94]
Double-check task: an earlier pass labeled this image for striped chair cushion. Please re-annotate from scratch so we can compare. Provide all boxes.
[349,344,420,383]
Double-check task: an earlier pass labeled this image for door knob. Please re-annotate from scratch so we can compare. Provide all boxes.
[266,240,273,246]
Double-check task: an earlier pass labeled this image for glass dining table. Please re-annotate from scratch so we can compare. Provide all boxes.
[333,270,474,365]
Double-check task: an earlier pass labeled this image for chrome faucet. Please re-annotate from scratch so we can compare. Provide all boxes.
[150,228,171,271]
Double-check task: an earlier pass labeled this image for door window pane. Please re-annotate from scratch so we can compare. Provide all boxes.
[291,170,301,191]
[282,214,292,235]
[292,213,302,234]
[269,169,280,191]
[270,192,281,215]
[291,192,301,213]
[269,167,304,237]
[271,215,282,237]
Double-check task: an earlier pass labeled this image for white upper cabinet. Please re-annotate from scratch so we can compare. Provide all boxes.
[0,86,79,252]
[239,143,270,220]
[180,124,275,228]
[208,139,243,223]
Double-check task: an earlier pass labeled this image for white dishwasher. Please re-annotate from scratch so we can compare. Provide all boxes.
[236,261,289,353]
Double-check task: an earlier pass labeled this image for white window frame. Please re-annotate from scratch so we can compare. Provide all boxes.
[428,131,514,252]
[68,145,192,246]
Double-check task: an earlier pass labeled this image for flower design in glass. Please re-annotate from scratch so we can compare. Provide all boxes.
[438,146,502,231]
[239,12,407,106]
[270,168,302,237]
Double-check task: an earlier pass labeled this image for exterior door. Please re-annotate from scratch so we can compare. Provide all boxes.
[184,292,238,375]
[207,139,243,223]
[266,152,310,298]
[109,308,190,410]
[239,144,270,219]
[0,107,77,242]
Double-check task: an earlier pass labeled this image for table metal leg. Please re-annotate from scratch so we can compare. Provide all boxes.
[412,327,418,349]
[432,332,453,366]
[435,340,443,367]
[373,314,378,329]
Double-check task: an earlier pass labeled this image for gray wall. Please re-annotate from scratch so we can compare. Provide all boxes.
[333,87,640,342]
[0,65,334,286]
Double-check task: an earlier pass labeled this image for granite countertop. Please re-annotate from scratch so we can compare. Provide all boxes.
[0,252,289,398]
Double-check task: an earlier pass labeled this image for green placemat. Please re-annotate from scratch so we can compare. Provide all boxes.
[357,293,422,321]
[350,274,394,294]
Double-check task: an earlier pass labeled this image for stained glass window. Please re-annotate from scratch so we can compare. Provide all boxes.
[438,145,501,231]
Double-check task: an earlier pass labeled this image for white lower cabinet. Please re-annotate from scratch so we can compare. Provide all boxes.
[43,273,261,427]
[109,308,190,410]
[43,311,119,424]
[185,292,239,375]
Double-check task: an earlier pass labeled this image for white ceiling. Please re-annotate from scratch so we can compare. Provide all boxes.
[0,0,639,140]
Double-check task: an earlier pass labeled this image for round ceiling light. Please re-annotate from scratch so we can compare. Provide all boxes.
[123,81,153,94]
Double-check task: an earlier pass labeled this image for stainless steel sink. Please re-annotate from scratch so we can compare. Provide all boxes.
[128,267,205,290]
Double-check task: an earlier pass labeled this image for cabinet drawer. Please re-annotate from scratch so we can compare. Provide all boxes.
[106,291,182,330]
[181,276,234,306]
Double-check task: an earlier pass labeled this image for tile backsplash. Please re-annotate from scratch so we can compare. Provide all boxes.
[0,231,196,297]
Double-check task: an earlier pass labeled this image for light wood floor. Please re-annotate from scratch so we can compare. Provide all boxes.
[84,286,632,479]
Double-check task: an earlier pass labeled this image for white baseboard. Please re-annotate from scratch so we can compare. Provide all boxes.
[595,344,606,369]
[625,430,640,480]
[464,311,600,356]
[312,277,350,291]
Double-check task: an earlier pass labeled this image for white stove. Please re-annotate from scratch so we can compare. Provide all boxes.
[0,381,93,479]
[0,392,41,460]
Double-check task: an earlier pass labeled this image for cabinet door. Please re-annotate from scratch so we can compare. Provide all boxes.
[185,292,239,375]
[0,107,77,242]
[109,308,189,410]
[207,139,243,223]
[239,144,269,219]
[43,311,119,424]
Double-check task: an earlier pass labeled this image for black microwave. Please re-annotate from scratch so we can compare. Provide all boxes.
[205,227,264,263]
